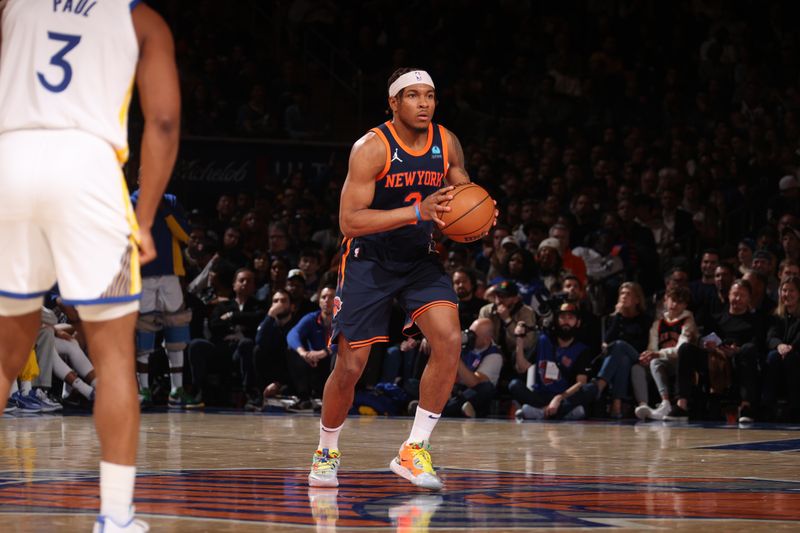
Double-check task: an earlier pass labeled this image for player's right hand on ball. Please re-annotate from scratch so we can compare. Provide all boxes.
[420,185,455,226]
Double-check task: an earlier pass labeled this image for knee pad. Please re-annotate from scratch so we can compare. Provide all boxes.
[135,330,157,354]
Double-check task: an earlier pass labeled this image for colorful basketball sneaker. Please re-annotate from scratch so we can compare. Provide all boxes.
[390,441,443,491]
[308,448,341,487]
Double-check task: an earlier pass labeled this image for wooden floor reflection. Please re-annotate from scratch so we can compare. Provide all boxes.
[1,410,799,531]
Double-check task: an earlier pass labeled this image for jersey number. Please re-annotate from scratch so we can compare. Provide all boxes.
[37,32,82,93]
[404,192,422,225]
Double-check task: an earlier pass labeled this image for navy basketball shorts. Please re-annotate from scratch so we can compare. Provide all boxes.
[332,239,457,350]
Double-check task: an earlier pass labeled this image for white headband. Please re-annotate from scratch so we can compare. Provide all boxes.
[388,70,435,97]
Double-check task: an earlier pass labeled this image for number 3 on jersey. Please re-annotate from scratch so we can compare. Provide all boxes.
[37,32,82,93]
[405,192,422,225]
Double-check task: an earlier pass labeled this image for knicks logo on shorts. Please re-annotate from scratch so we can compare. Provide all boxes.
[333,296,342,318]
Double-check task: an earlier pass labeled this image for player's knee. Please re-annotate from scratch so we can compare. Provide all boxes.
[334,355,367,384]
[428,329,462,354]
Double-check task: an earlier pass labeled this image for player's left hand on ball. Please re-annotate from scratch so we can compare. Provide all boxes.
[421,185,455,227]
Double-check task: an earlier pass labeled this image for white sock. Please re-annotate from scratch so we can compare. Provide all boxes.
[20,380,32,395]
[167,350,184,391]
[407,406,440,444]
[9,380,18,396]
[136,353,149,390]
[71,377,94,400]
[317,421,343,451]
[100,461,136,523]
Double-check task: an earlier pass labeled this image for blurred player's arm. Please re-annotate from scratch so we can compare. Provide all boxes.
[132,3,180,263]
[339,133,454,237]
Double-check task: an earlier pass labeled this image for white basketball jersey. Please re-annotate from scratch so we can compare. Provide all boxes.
[0,0,139,163]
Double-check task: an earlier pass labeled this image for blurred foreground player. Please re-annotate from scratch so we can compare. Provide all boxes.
[308,68,495,490]
[0,1,179,531]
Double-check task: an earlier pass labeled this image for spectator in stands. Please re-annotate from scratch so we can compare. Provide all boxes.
[781,226,800,264]
[779,259,800,283]
[511,302,593,420]
[253,289,294,402]
[297,249,322,300]
[219,225,247,268]
[695,263,735,332]
[443,318,503,418]
[668,280,763,423]
[453,268,488,330]
[188,267,265,406]
[210,193,236,240]
[268,221,296,265]
[560,274,602,356]
[737,238,756,276]
[549,223,587,286]
[742,269,776,315]
[479,280,536,364]
[763,276,800,422]
[285,285,337,409]
[286,268,317,326]
[535,237,566,293]
[689,249,720,312]
[752,249,779,301]
[635,286,698,420]
[489,248,544,307]
[587,282,651,418]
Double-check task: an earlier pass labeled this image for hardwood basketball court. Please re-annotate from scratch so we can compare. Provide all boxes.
[1,411,799,531]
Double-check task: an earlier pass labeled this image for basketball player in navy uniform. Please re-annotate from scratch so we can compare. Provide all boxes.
[0,1,179,531]
[308,68,495,490]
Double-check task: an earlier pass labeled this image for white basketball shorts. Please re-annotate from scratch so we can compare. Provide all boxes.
[0,129,141,315]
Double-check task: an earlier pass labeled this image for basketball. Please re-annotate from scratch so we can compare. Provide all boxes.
[440,183,495,243]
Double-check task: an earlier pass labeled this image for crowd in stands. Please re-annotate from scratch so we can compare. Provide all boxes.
[7,1,800,424]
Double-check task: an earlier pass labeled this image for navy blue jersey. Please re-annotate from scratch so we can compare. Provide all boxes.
[362,121,450,253]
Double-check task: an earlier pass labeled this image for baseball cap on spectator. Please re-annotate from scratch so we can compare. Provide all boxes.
[494,280,519,297]
[753,249,773,261]
[287,268,305,281]
[538,237,561,255]
[779,175,799,191]
[501,236,519,249]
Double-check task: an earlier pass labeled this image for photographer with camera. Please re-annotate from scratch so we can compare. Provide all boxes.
[479,280,537,362]
[441,318,503,418]
[510,302,593,420]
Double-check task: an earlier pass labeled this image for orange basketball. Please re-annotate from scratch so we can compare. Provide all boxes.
[440,183,495,243]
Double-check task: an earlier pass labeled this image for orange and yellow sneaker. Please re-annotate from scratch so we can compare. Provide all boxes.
[389,441,443,491]
[308,448,341,487]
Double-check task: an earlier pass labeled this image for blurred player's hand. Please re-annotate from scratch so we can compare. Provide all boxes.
[137,228,157,265]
